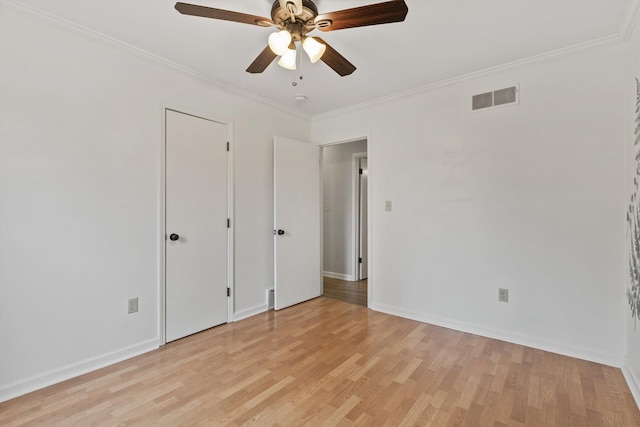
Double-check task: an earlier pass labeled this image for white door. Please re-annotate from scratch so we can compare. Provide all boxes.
[165,109,228,342]
[359,157,368,280]
[274,136,321,310]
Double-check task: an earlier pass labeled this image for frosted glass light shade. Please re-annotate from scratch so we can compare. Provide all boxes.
[302,37,326,63]
[268,30,292,56]
[278,47,297,70]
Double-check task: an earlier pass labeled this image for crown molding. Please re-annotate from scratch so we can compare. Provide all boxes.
[0,0,310,120]
[313,32,624,121]
[314,0,640,121]
[3,0,636,122]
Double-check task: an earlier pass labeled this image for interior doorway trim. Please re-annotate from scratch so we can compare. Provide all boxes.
[352,152,367,282]
[319,132,372,307]
[158,107,234,345]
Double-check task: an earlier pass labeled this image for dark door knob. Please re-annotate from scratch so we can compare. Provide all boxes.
[169,233,180,241]
[277,229,285,236]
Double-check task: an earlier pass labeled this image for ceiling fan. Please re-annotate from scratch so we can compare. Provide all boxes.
[175,0,409,76]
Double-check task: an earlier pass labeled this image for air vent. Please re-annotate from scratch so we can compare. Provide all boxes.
[472,92,493,110]
[267,288,274,310]
[472,85,519,111]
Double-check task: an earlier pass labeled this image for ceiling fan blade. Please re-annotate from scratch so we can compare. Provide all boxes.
[314,0,408,32]
[175,2,274,27]
[246,46,278,74]
[314,38,356,77]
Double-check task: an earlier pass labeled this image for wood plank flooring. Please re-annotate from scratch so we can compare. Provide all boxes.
[323,276,367,307]
[1,297,639,426]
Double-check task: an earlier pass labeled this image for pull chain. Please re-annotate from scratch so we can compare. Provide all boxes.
[298,49,304,83]
[292,45,304,87]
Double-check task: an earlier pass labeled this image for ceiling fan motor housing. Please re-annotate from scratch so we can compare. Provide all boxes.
[271,0,320,37]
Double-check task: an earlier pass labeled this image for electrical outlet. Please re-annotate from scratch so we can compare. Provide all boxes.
[498,288,509,303]
[128,297,138,314]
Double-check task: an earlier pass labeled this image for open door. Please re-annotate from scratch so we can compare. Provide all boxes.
[274,136,321,310]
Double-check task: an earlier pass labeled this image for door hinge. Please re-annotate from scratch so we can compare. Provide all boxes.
[226,141,230,152]
[359,257,363,264]
[227,288,230,297]
[227,218,231,228]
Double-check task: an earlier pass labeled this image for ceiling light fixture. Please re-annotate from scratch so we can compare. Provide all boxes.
[302,36,326,63]
[268,30,292,56]
[175,0,409,77]
[269,32,326,70]
[277,44,297,70]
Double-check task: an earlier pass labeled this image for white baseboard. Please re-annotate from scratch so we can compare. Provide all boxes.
[233,304,268,322]
[369,302,624,368]
[0,338,159,403]
[623,360,640,409]
[323,271,355,281]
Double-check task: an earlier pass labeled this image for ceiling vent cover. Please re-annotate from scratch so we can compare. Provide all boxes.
[472,85,519,111]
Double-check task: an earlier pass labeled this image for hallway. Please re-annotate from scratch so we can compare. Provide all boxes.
[323,276,367,307]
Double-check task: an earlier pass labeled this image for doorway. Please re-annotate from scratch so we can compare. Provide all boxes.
[321,139,368,306]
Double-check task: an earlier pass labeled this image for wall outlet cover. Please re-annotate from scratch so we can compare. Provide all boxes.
[128,297,139,314]
[498,288,509,303]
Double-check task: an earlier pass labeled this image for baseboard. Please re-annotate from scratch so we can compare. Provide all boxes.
[323,271,354,281]
[623,360,640,409]
[233,304,268,322]
[369,302,624,368]
[0,338,159,403]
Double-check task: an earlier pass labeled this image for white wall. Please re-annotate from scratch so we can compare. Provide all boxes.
[0,5,308,401]
[312,43,628,366]
[625,17,640,405]
[322,140,367,279]
[1,0,635,406]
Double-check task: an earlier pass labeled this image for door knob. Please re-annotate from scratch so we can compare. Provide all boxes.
[169,233,180,241]
[277,229,285,236]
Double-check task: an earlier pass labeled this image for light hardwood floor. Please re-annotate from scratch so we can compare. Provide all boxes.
[1,297,639,426]
[323,276,367,307]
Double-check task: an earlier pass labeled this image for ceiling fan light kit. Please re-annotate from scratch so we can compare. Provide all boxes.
[174,0,408,76]
[302,36,326,64]
[268,31,326,67]
[268,30,293,56]
[278,46,298,70]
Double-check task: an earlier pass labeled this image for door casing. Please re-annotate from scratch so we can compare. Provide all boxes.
[353,153,368,281]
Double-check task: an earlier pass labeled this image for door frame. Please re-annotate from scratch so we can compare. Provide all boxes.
[319,133,372,306]
[159,107,234,345]
[352,152,367,281]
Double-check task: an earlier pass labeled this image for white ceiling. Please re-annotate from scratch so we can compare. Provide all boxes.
[9,0,638,116]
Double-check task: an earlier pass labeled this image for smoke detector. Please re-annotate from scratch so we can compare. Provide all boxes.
[294,95,307,105]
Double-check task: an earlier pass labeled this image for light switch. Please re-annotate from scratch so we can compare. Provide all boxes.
[385,201,392,212]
